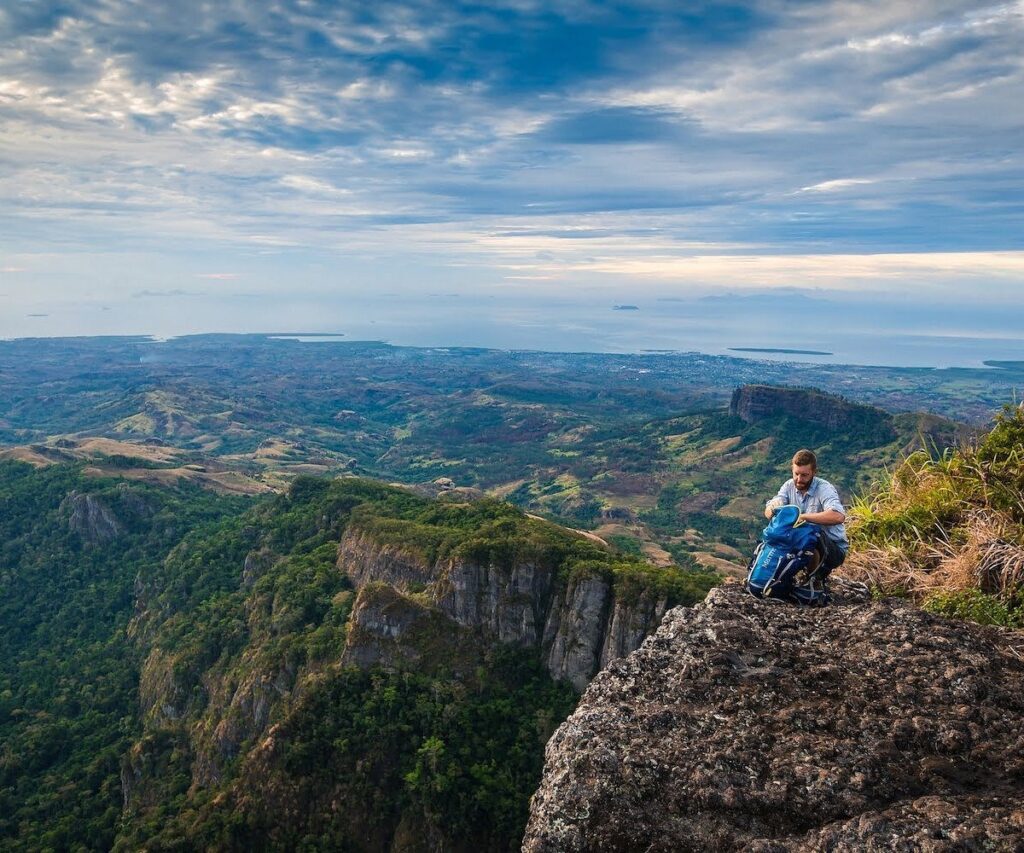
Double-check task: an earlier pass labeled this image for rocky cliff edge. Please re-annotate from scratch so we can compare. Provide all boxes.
[524,582,1024,851]
[338,526,679,691]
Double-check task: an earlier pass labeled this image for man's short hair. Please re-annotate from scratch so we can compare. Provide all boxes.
[792,449,817,469]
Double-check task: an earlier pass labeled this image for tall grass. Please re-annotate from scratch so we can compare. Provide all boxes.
[843,405,1024,627]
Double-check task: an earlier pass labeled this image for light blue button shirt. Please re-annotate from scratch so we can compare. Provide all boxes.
[768,476,849,551]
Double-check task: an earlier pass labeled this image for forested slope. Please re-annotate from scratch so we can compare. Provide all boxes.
[0,462,245,850]
[0,463,715,851]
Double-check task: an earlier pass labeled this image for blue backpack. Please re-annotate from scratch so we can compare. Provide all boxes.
[745,505,829,606]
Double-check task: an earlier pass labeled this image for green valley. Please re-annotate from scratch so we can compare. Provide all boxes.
[0,464,714,851]
[0,335,994,572]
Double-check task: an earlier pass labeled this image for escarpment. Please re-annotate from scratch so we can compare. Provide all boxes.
[337,524,674,691]
[729,384,895,436]
[60,484,157,544]
[727,384,971,462]
[341,581,485,679]
[337,528,437,592]
[116,477,716,851]
[61,490,125,543]
[523,582,1024,851]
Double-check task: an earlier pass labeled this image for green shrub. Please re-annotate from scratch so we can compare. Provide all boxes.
[606,534,643,557]
[922,589,1024,628]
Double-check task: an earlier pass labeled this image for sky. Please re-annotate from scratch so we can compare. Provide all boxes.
[1,0,1023,362]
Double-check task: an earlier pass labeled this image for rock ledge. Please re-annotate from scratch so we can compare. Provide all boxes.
[523,583,1024,851]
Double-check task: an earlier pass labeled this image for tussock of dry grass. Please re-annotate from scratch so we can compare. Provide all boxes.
[841,546,925,596]
[840,405,1024,625]
[844,511,1024,599]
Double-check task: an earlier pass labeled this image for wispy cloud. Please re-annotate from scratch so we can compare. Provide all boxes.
[0,0,1020,337]
[560,250,1024,290]
[797,179,877,194]
[132,288,199,298]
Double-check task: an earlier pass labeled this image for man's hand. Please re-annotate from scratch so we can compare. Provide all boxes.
[765,497,784,519]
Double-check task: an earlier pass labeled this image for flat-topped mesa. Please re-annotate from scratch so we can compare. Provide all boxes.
[337,523,678,691]
[523,583,1024,851]
[729,384,894,434]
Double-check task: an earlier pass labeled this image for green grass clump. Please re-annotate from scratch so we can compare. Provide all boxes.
[922,589,1024,629]
[848,449,976,552]
[605,533,644,557]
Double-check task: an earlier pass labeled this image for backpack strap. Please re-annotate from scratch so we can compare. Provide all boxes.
[763,554,802,598]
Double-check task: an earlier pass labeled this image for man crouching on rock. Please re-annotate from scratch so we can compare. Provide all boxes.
[765,449,849,573]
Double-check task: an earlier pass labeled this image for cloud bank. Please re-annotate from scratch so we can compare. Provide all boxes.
[0,0,1021,339]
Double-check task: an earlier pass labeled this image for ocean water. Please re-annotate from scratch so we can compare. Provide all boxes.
[274,300,1024,369]
[8,291,1024,370]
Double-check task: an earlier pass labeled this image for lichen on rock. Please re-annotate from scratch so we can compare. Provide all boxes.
[523,583,1024,851]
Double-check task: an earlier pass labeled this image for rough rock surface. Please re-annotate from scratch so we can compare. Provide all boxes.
[61,490,124,543]
[342,582,483,679]
[542,575,610,685]
[437,556,555,648]
[337,529,436,592]
[523,583,1024,851]
[241,547,276,589]
[598,586,670,672]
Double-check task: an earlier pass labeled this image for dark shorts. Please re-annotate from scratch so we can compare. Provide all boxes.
[820,536,847,572]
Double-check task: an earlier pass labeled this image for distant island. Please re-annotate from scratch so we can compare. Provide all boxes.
[613,304,639,311]
[269,333,347,342]
[729,347,833,356]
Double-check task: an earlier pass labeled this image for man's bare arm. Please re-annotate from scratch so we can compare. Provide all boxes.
[799,510,845,525]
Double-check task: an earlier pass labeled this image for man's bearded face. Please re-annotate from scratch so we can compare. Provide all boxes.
[792,463,815,491]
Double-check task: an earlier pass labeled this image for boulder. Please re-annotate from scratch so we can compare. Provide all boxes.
[524,583,1024,851]
[60,490,124,544]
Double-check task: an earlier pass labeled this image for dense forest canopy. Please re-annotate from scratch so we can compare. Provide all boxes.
[1,463,715,850]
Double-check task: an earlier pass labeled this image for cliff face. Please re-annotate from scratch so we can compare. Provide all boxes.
[341,581,484,679]
[729,384,894,436]
[60,490,125,544]
[524,583,1024,851]
[59,483,160,545]
[338,529,436,592]
[436,554,556,648]
[338,527,670,691]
